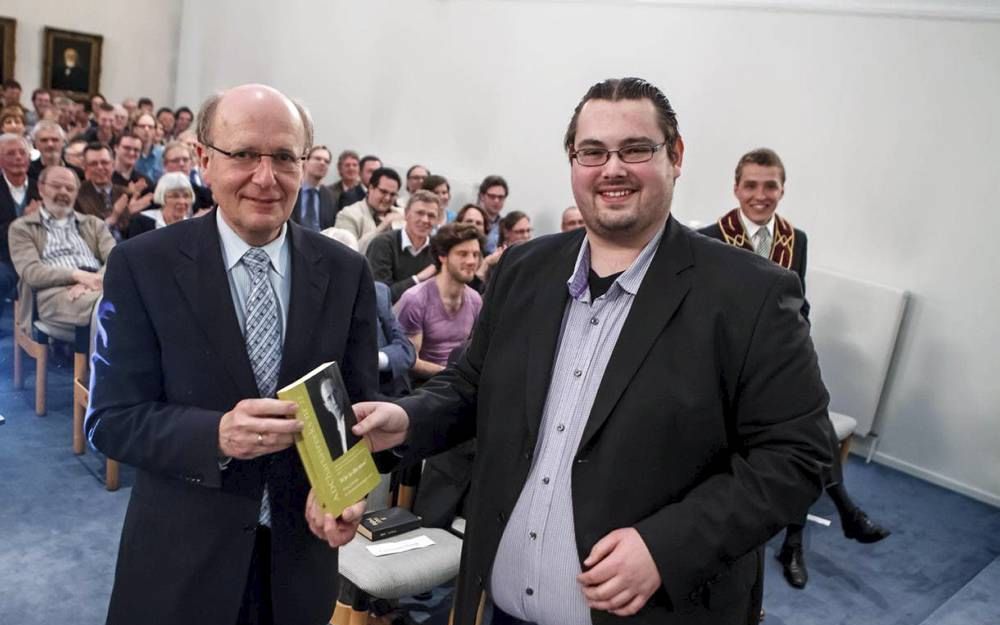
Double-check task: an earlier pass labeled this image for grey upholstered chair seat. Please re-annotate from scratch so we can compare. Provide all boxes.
[338,527,463,599]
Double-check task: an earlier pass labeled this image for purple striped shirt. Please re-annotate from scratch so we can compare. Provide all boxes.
[490,223,665,625]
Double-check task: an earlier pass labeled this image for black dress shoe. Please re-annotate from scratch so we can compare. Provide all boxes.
[841,509,891,544]
[777,545,808,589]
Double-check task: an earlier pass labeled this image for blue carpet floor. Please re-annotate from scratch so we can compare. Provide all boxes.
[1,325,998,625]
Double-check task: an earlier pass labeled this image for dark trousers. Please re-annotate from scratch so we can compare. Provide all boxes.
[236,526,273,625]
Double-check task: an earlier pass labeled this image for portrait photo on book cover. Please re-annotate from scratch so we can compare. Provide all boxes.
[306,371,359,456]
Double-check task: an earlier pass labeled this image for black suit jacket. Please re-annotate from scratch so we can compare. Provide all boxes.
[291,185,339,231]
[0,177,40,265]
[699,220,810,320]
[398,217,832,624]
[86,211,378,625]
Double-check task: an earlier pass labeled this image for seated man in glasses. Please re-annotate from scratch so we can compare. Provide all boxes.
[9,165,114,336]
[335,166,405,253]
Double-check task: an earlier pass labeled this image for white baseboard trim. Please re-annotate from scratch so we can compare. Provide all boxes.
[856,447,1000,509]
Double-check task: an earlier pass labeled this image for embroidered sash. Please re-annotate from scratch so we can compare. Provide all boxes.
[716,208,795,270]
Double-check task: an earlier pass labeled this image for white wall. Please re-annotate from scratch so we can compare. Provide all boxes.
[3,0,181,108]
[174,0,999,506]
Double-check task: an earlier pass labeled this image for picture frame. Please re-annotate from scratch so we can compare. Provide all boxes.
[0,17,15,84]
[42,26,102,99]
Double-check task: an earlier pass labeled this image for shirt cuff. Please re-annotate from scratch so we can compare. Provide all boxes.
[378,351,390,371]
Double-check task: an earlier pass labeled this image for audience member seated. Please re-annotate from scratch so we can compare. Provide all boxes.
[498,210,532,247]
[336,166,404,252]
[365,189,439,303]
[478,174,509,252]
[1,106,26,137]
[422,174,454,224]
[156,107,175,140]
[63,137,88,175]
[398,223,485,529]
[561,205,584,231]
[111,104,129,135]
[326,149,364,210]
[323,227,416,399]
[9,165,114,336]
[1,134,41,299]
[81,103,117,146]
[128,172,194,238]
[74,143,137,240]
[474,209,531,289]
[358,154,382,188]
[110,132,154,196]
[403,163,429,204]
[160,141,212,210]
[454,204,490,293]
[26,89,51,130]
[27,121,68,182]
[699,147,890,592]
[131,112,164,183]
[1,80,24,111]
[291,145,338,232]
[173,106,194,136]
[395,222,483,380]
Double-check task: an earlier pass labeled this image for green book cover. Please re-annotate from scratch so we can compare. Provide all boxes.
[277,361,381,518]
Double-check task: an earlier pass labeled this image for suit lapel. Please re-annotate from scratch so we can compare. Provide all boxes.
[277,224,329,387]
[174,212,258,399]
[577,217,694,453]
[522,231,582,440]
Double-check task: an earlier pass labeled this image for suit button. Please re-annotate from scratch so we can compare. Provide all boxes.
[523,451,531,460]
[476,575,484,587]
[497,511,506,524]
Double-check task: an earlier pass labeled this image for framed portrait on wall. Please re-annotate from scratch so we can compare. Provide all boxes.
[0,17,15,84]
[42,27,102,98]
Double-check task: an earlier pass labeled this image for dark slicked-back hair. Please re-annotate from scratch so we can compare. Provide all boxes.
[563,77,681,163]
[734,147,786,184]
[431,223,485,265]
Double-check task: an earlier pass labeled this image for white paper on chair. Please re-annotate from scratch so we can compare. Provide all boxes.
[365,535,436,556]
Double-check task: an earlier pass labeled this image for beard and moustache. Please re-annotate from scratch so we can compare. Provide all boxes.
[45,195,75,219]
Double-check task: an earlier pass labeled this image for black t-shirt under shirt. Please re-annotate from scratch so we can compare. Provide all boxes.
[588,269,623,300]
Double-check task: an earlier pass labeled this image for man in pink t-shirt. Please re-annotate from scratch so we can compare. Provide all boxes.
[396,223,484,380]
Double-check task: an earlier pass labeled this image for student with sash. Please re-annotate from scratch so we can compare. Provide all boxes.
[700,148,890,592]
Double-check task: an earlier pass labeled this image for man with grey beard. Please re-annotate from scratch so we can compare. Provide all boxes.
[8,165,115,335]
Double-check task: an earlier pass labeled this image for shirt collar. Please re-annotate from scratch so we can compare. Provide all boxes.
[400,226,429,254]
[301,181,319,193]
[39,205,77,226]
[738,209,774,239]
[3,173,26,192]
[216,209,288,278]
[567,220,666,302]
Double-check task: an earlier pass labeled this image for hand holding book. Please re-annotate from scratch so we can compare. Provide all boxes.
[305,489,367,548]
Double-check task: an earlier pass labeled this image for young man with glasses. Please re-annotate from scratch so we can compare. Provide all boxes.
[290,145,338,232]
[131,112,164,183]
[478,174,509,253]
[351,77,832,625]
[334,166,404,253]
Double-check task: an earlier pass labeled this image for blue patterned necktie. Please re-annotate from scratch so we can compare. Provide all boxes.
[242,247,282,526]
[304,188,320,232]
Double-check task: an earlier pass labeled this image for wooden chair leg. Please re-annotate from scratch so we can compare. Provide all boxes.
[397,484,416,510]
[73,354,88,454]
[34,344,47,416]
[13,331,23,389]
[347,607,369,625]
[331,600,353,625]
[106,459,120,491]
[839,436,852,465]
